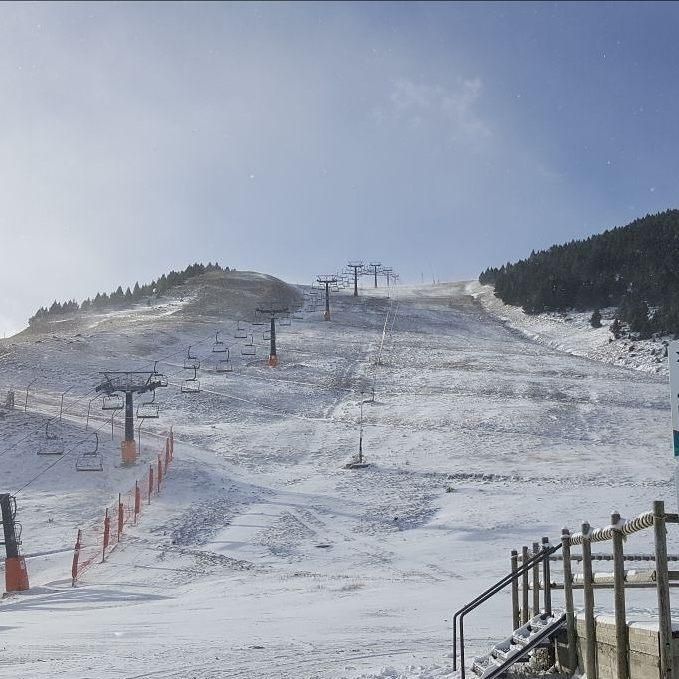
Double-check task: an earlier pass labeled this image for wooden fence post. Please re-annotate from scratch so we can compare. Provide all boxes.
[117,493,123,540]
[522,545,529,625]
[71,529,82,587]
[532,541,541,617]
[561,528,577,673]
[542,536,552,616]
[654,500,672,679]
[511,549,520,631]
[611,512,628,679]
[582,521,597,679]
[102,508,110,562]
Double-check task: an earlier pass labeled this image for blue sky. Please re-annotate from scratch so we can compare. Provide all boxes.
[1,1,677,334]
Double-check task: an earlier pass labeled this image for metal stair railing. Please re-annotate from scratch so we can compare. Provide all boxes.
[452,541,562,679]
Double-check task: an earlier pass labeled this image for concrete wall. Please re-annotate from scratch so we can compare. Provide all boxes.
[556,615,679,679]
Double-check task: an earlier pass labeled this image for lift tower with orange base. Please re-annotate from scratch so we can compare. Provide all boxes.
[256,306,289,367]
[96,369,167,465]
[1,494,29,592]
[316,276,338,321]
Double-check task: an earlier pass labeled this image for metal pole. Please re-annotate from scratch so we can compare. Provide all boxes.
[611,512,628,679]
[374,265,378,288]
[561,528,577,673]
[354,268,358,296]
[25,378,36,413]
[59,387,73,422]
[324,282,330,321]
[582,522,597,679]
[124,391,134,442]
[0,495,20,559]
[654,500,672,679]
[270,316,277,358]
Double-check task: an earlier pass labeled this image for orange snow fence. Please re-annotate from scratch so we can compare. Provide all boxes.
[71,430,175,586]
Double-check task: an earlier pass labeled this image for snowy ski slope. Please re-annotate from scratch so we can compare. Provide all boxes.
[0,276,675,679]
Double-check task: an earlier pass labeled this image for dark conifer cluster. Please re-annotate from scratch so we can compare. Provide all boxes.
[478,209,679,338]
[29,262,226,326]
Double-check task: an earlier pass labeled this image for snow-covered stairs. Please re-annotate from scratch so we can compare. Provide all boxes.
[470,611,566,679]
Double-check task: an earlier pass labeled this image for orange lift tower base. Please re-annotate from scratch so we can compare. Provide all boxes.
[1,494,29,592]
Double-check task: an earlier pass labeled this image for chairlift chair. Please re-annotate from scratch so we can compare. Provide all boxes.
[184,345,200,370]
[212,331,228,353]
[181,366,201,394]
[241,335,256,356]
[38,421,65,456]
[102,394,124,411]
[279,314,291,327]
[262,330,271,341]
[234,321,248,339]
[75,432,103,472]
[215,356,234,373]
[137,390,160,419]
[151,360,168,387]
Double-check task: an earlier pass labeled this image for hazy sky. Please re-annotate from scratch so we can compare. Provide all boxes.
[1,1,677,334]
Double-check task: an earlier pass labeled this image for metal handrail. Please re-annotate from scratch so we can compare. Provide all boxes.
[453,542,562,678]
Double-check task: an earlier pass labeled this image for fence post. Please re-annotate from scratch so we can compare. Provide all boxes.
[71,529,82,587]
[117,493,123,540]
[102,508,110,562]
[157,455,162,492]
[611,512,628,679]
[522,545,529,625]
[148,465,154,503]
[511,549,520,631]
[654,500,672,679]
[134,480,141,524]
[170,427,174,460]
[166,438,170,469]
[561,528,577,673]
[542,536,552,616]
[532,541,541,616]
[582,522,597,679]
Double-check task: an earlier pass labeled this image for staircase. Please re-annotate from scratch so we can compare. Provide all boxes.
[470,611,566,679]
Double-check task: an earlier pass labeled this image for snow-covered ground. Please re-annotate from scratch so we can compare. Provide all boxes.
[0,277,675,678]
[469,281,669,375]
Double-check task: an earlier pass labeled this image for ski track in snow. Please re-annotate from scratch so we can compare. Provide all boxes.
[0,280,675,678]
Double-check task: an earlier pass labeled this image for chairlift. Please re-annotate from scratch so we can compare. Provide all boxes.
[75,432,103,472]
[102,394,124,411]
[181,366,201,394]
[234,321,248,339]
[151,360,168,387]
[215,352,234,373]
[252,315,266,326]
[38,421,65,456]
[241,335,256,356]
[137,390,160,419]
[184,345,200,370]
[262,330,271,341]
[212,331,228,353]
[279,315,291,327]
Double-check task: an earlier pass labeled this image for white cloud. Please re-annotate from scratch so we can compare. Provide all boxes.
[383,76,491,143]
